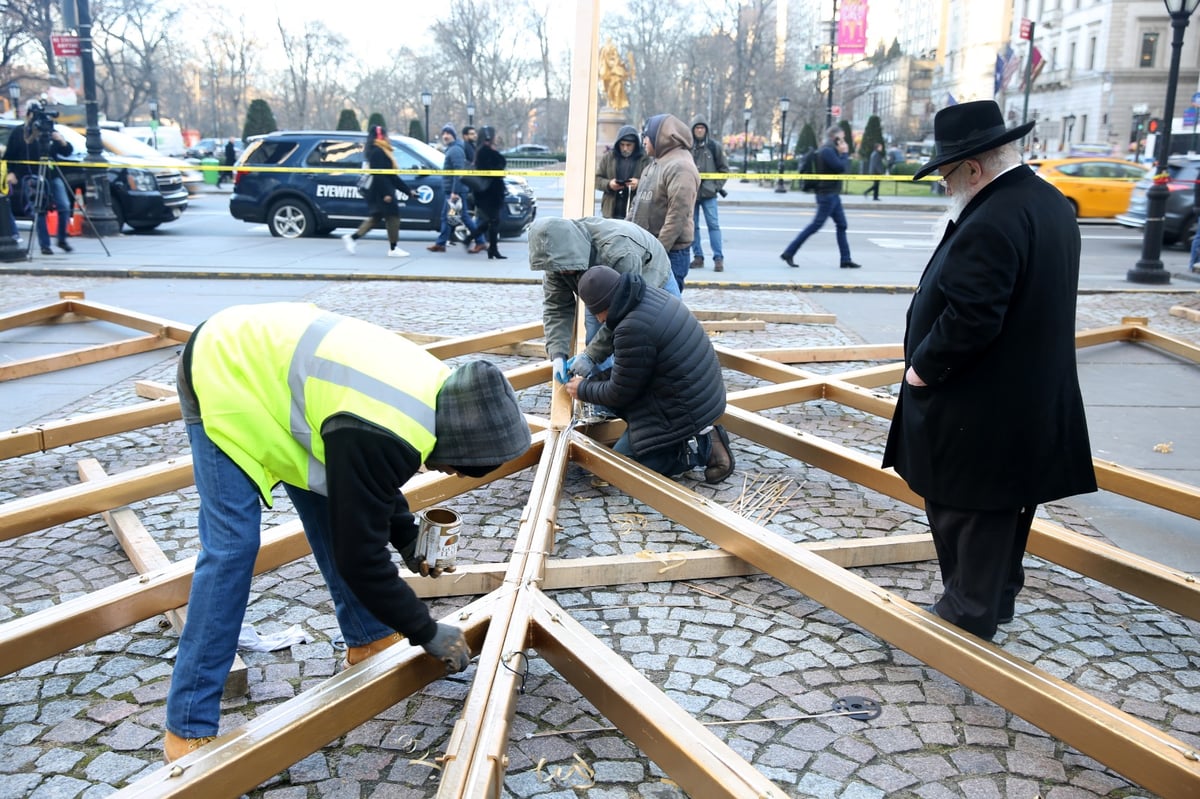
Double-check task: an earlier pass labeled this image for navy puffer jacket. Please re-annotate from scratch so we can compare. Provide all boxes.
[577,274,725,456]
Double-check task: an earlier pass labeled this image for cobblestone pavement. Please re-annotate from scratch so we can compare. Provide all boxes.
[1,277,1198,798]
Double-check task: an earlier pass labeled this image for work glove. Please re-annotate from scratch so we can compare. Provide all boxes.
[397,537,452,578]
[567,353,595,378]
[552,355,569,384]
[421,623,470,674]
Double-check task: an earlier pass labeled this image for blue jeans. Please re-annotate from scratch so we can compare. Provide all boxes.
[613,428,710,478]
[166,423,393,738]
[691,197,723,260]
[668,248,691,293]
[782,193,852,263]
[34,175,71,249]
[435,197,482,246]
[1190,225,1200,270]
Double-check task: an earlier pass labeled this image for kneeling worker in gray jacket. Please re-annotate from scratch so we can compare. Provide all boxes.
[564,265,734,483]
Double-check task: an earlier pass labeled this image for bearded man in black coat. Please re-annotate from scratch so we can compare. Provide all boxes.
[564,265,734,484]
[882,101,1097,641]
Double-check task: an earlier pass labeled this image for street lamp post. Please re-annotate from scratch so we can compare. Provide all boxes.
[1064,113,1075,153]
[1128,0,1200,285]
[467,101,475,127]
[421,89,432,144]
[775,97,789,193]
[741,107,751,182]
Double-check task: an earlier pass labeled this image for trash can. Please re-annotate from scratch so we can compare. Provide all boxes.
[201,157,220,186]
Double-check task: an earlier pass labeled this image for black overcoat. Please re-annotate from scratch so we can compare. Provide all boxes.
[881,166,1097,510]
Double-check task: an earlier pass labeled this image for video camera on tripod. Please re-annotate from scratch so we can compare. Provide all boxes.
[25,100,60,142]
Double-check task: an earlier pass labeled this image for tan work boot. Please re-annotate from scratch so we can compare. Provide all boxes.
[713,257,724,272]
[163,730,217,763]
[344,632,404,668]
[690,255,704,269]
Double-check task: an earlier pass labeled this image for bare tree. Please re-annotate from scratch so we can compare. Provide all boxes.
[90,0,179,122]
[0,0,59,79]
[275,19,349,129]
[429,0,538,146]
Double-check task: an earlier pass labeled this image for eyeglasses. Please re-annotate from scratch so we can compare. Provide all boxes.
[938,160,968,187]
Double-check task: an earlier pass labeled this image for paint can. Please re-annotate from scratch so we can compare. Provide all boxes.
[415,507,460,572]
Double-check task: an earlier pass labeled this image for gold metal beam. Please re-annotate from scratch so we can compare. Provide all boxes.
[528,589,790,798]
[569,436,1200,798]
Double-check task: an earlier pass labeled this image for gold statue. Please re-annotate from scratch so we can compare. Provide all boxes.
[598,37,635,110]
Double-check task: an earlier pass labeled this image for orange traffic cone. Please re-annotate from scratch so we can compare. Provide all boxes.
[46,209,58,233]
[68,190,84,237]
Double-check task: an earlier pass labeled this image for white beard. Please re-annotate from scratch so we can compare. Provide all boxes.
[931,189,974,244]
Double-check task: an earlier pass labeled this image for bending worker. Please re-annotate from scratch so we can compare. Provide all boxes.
[528,216,680,383]
[165,302,532,761]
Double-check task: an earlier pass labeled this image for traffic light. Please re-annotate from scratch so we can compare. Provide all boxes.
[1147,117,1161,134]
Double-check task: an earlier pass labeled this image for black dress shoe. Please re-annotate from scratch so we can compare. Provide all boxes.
[57,240,73,253]
[840,261,862,269]
[40,247,54,255]
[780,253,797,268]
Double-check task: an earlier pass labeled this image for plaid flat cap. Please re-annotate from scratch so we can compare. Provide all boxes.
[428,360,531,469]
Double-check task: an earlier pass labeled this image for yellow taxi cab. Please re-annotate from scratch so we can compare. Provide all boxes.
[1026,156,1150,219]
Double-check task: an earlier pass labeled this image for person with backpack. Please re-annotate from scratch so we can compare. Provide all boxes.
[779,126,862,270]
[688,116,730,272]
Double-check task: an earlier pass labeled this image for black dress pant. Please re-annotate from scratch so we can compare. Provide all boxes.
[925,500,1036,640]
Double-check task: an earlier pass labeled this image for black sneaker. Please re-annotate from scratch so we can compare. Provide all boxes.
[840,261,862,269]
[57,240,73,253]
[40,247,54,255]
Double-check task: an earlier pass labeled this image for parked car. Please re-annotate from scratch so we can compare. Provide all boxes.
[95,128,205,193]
[0,119,190,232]
[229,130,537,239]
[1027,157,1150,219]
[501,143,552,157]
[1115,154,1200,247]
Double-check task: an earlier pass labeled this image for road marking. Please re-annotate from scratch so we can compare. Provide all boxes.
[869,238,935,249]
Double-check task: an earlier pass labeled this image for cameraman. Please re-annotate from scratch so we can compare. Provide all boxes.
[5,100,74,255]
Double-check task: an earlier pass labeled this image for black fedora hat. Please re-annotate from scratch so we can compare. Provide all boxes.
[913,100,1035,180]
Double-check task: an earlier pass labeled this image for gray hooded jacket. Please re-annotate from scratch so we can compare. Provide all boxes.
[528,216,674,362]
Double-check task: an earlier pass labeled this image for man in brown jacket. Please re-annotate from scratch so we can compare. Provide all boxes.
[627,114,700,292]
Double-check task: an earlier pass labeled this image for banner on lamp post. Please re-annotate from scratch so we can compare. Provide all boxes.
[838,0,868,56]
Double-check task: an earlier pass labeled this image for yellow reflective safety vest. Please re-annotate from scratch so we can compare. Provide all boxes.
[190,303,450,503]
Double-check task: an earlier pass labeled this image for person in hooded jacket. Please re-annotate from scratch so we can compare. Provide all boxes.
[527,216,679,383]
[343,126,415,257]
[564,265,734,484]
[595,125,649,220]
[627,114,700,292]
[471,126,508,259]
[163,302,532,762]
[688,115,729,272]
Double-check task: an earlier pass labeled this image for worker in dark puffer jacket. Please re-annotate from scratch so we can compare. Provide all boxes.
[564,265,734,483]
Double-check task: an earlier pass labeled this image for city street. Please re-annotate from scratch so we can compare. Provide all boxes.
[8,178,1198,294]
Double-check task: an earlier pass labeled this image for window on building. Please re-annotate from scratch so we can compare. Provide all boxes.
[1140,32,1158,68]
[1079,114,1087,141]
[1087,36,1097,70]
[1068,42,1077,74]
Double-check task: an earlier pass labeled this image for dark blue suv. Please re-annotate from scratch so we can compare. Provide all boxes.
[229,130,536,239]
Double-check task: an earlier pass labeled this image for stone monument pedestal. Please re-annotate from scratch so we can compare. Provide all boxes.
[597,107,629,156]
